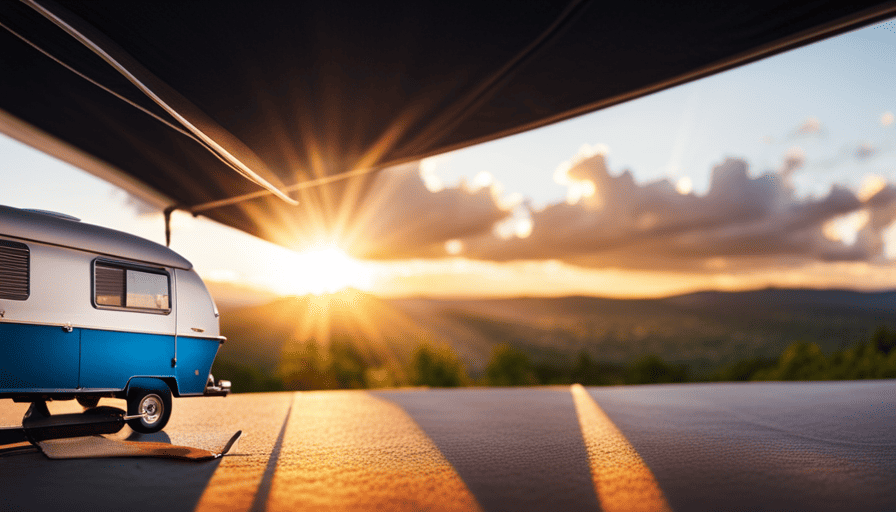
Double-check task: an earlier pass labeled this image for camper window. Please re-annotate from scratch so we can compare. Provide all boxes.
[0,239,29,301]
[93,260,170,313]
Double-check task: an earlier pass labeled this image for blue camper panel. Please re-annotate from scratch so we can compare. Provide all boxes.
[176,336,221,395]
[79,329,175,390]
[0,323,79,391]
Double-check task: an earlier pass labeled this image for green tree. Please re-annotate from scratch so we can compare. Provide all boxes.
[571,350,622,385]
[211,359,283,392]
[329,338,369,389]
[533,360,571,385]
[411,344,470,387]
[709,356,777,382]
[279,340,334,390]
[870,326,896,355]
[883,350,896,379]
[485,344,539,386]
[364,366,404,388]
[754,341,828,381]
[626,355,688,384]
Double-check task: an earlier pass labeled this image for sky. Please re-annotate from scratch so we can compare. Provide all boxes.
[2,18,896,300]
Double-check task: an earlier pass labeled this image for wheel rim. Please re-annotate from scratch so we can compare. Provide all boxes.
[139,394,163,425]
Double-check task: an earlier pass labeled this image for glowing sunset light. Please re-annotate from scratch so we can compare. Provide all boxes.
[676,176,693,195]
[278,244,374,296]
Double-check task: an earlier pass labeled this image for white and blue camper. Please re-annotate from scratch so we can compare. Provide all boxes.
[0,205,230,433]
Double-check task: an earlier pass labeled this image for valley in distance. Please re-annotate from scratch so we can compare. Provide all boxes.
[207,283,896,391]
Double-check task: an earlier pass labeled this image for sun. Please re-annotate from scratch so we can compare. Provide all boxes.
[282,244,373,295]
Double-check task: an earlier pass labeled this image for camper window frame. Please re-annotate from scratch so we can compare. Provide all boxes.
[91,258,172,315]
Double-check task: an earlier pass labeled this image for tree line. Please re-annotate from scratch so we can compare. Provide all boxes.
[213,326,896,392]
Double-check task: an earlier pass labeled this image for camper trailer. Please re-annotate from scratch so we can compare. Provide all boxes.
[0,205,229,433]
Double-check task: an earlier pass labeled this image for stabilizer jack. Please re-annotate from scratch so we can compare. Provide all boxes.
[0,400,136,447]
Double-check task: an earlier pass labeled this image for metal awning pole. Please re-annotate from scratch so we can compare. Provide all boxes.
[164,206,176,247]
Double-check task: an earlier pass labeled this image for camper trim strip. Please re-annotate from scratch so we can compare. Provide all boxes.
[0,318,172,337]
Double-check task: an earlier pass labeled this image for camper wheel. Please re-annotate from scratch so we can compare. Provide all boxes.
[77,396,100,409]
[126,386,172,434]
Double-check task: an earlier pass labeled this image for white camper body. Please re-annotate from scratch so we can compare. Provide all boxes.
[0,205,229,433]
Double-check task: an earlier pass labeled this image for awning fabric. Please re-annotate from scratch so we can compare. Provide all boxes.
[2,1,894,249]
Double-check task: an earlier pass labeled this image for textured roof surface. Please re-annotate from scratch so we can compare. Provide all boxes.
[0,204,192,269]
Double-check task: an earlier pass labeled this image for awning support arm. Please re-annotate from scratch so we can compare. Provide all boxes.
[164,206,177,247]
[24,0,299,207]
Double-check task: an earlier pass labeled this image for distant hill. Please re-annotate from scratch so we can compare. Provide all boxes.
[217,288,896,377]
[219,289,449,372]
[664,288,896,313]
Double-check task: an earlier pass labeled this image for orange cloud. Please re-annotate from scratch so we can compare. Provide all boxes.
[459,154,896,272]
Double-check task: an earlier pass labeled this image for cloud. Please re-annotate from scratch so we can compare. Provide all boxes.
[335,146,896,276]
[456,152,894,272]
[675,176,693,195]
[348,164,511,259]
[854,142,876,160]
[856,184,896,261]
[779,146,805,179]
[858,175,888,201]
[794,116,823,136]
[796,117,822,135]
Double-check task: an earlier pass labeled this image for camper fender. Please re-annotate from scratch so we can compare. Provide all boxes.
[124,377,175,397]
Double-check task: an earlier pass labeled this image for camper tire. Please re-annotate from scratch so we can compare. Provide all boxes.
[77,396,100,409]
[127,386,172,434]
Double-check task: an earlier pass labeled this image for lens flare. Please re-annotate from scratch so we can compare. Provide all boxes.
[281,244,373,295]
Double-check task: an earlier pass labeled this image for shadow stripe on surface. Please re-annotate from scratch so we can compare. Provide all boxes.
[193,392,296,512]
[571,384,671,512]
[249,393,294,512]
[379,387,600,512]
[583,382,896,512]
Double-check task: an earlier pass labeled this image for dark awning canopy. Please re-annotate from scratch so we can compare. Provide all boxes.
[2,0,895,250]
